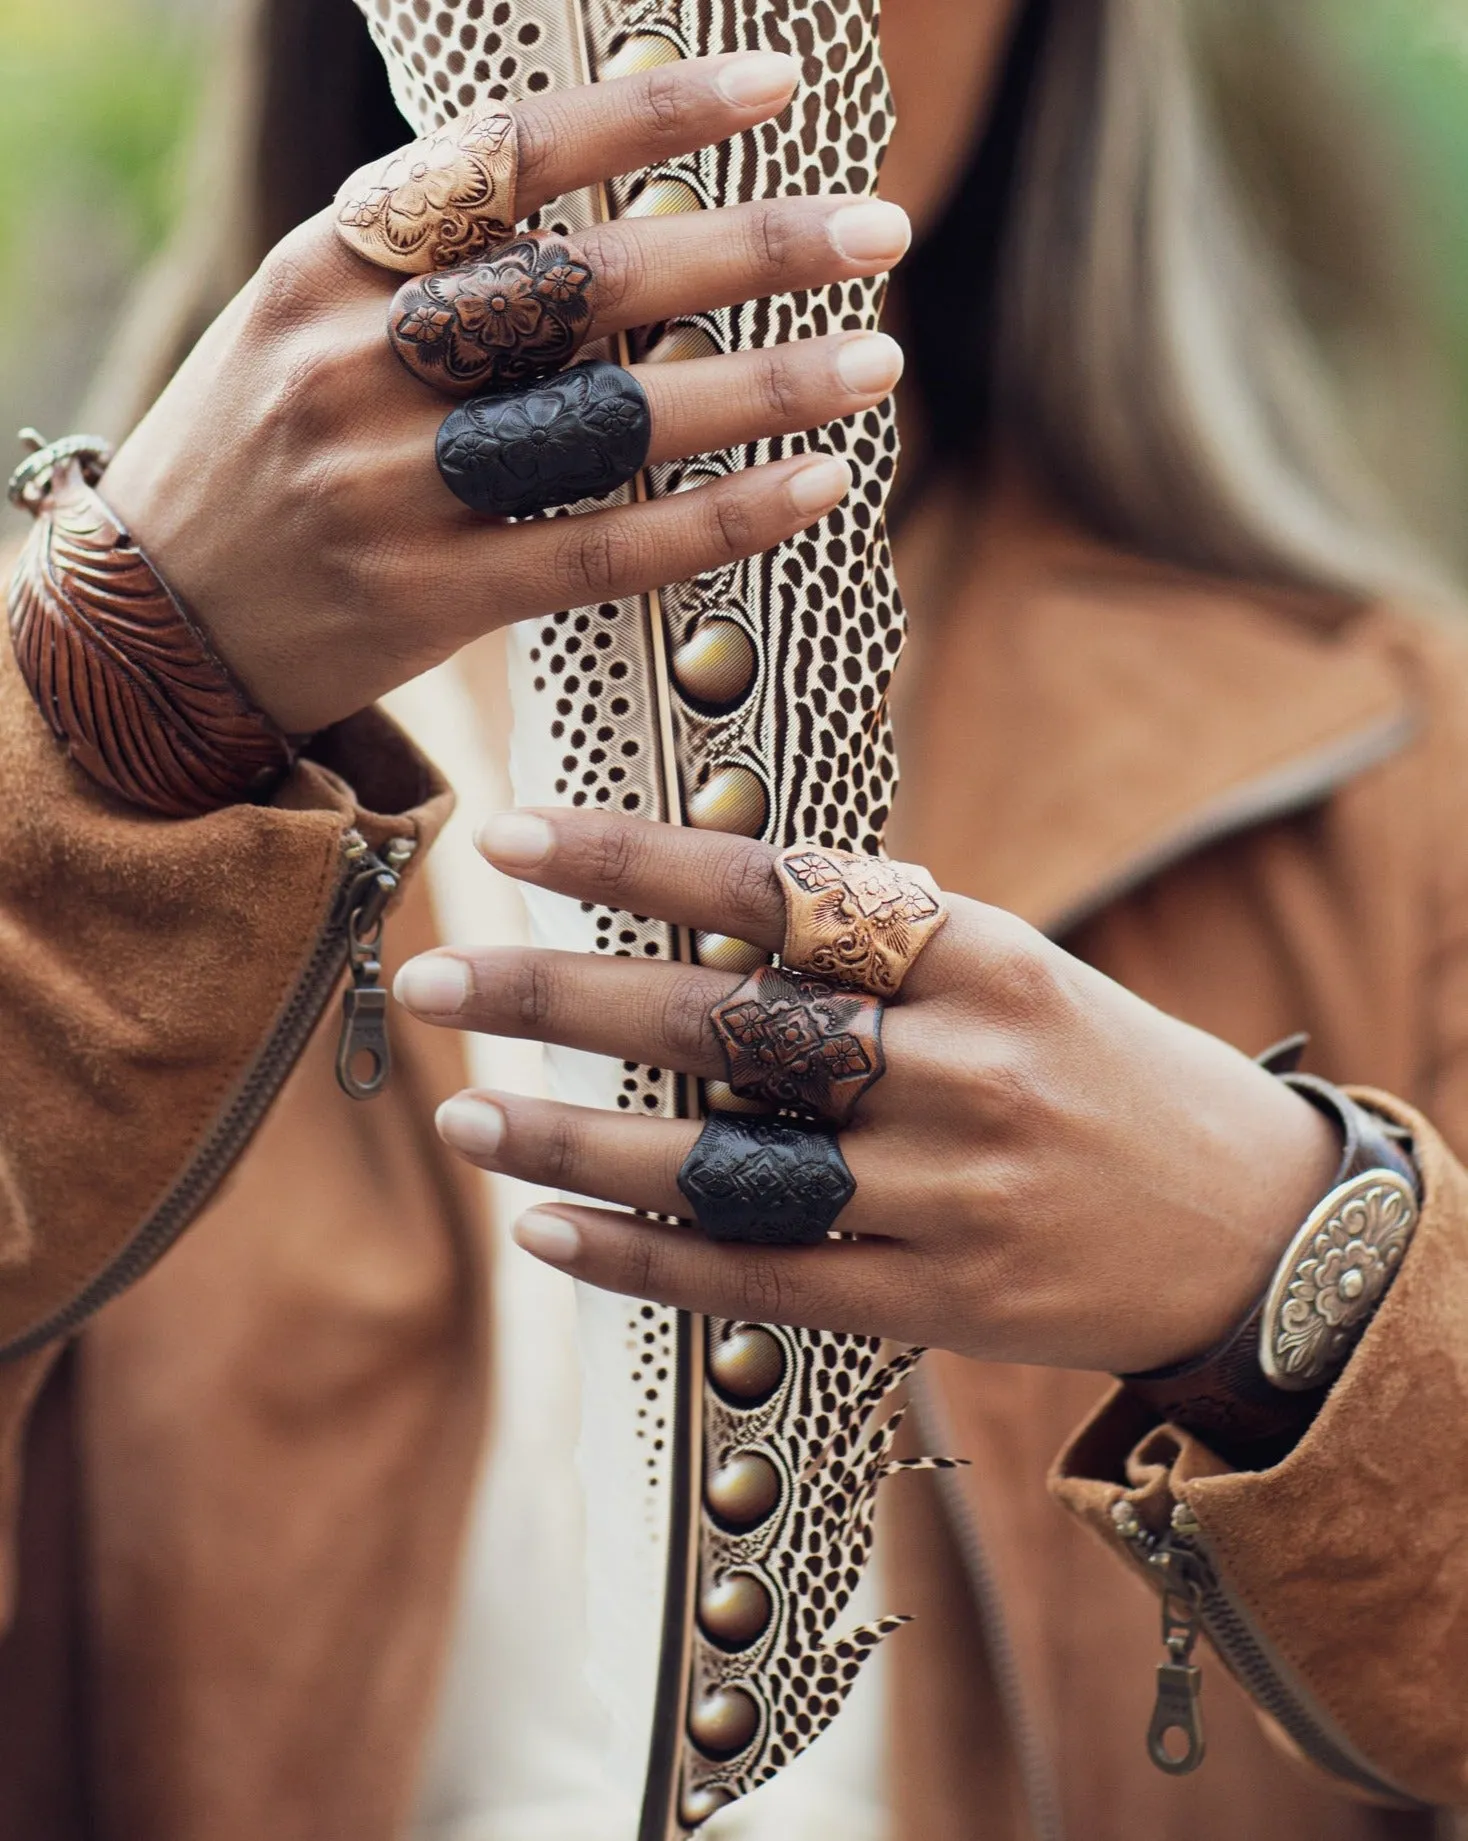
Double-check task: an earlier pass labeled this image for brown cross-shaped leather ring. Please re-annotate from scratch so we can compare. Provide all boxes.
[776,846,948,999]
[709,964,886,1127]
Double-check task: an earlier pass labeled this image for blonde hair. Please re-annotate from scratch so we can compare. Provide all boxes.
[996,0,1457,604]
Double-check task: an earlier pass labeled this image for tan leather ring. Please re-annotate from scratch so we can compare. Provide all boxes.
[388,234,596,397]
[709,965,885,1127]
[776,846,948,998]
[334,107,519,275]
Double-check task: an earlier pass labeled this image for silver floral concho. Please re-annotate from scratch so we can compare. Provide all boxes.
[1260,1170,1419,1391]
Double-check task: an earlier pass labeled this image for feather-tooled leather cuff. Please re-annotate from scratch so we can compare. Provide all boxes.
[7,436,297,817]
[1120,1050,1421,1466]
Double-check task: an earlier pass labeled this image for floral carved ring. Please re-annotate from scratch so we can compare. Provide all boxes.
[710,965,886,1127]
[776,847,949,999]
[334,107,519,275]
[389,235,596,396]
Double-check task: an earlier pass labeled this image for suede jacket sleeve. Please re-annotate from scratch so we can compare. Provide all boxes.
[1052,634,1468,1810]
[0,640,451,1605]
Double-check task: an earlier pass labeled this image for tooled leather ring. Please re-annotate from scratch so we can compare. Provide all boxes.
[389,234,597,397]
[334,106,519,274]
[709,965,885,1127]
[677,1113,856,1246]
[436,359,652,518]
[776,846,948,999]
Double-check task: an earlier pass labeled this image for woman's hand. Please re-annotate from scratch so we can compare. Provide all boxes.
[393,810,1341,1375]
[99,53,909,735]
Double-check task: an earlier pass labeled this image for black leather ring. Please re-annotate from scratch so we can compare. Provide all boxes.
[709,965,885,1126]
[436,359,651,518]
[390,234,597,398]
[677,1114,856,1247]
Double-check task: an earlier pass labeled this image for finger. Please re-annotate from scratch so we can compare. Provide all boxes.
[434,1089,908,1237]
[579,196,911,344]
[512,52,802,219]
[446,451,852,631]
[475,809,788,950]
[509,1199,928,1338]
[638,333,903,467]
[395,945,737,1077]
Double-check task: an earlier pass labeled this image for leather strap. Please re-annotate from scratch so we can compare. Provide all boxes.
[1121,1070,1419,1466]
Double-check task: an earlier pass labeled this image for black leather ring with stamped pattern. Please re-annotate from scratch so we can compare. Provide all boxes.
[677,1114,856,1247]
[436,358,651,518]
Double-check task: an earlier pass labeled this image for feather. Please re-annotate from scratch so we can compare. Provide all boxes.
[354,1,925,1832]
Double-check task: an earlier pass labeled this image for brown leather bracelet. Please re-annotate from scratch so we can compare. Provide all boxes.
[7,435,297,818]
[1121,1062,1420,1465]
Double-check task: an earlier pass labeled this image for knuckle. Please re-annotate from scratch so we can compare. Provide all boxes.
[641,63,694,137]
[747,203,800,285]
[657,980,719,1063]
[713,841,783,931]
[967,1047,1041,1130]
[540,1111,585,1191]
[557,518,643,599]
[739,1256,789,1322]
[582,817,646,895]
[580,225,643,320]
[981,918,1066,1022]
[512,108,553,197]
[760,351,805,423]
[618,1229,667,1301]
[707,487,759,562]
[510,956,559,1032]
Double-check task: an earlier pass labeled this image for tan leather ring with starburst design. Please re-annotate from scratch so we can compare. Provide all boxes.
[709,964,885,1127]
[388,234,596,397]
[334,106,519,274]
[775,846,948,999]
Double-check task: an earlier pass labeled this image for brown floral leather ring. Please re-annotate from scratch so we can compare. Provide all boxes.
[709,964,886,1127]
[334,106,519,275]
[389,235,596,397]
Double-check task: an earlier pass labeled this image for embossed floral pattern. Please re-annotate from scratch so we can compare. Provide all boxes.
[678,1115,855,1245]
[779,848,948,997]
[390,236,596,396]
[436,359,652,519]
[712,966,884,1124]
[334,109,517,274]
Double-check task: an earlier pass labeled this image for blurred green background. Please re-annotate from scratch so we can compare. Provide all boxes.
[0,0,1467,556]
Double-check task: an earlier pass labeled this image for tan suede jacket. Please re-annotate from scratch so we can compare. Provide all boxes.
[0,526,1466,1841]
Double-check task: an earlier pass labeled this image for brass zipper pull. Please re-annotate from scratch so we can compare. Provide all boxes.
[335,834,415,1100]
[1146,1507,1207,1776]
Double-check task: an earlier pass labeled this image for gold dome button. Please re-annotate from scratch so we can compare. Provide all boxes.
[699,1572,773,1648]
[626,176,704,218]
[708,1326,785,1402]
[599,33,682,79]
[686,765,767,837]
[696,932,769,974]
[703,1079,771,1116]
[688,1684,760,1757]
[706,1452,780,1526]
[680,1783,734,1825]
[673,619,757,708]
[645,324,721,366]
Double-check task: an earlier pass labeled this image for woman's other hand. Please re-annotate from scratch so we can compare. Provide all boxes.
[392,810,1340,1376]
[99,54,909,734]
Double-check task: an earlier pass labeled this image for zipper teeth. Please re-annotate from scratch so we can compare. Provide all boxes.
[1131,1521,1425,1809]
[916,1377,1066,1841]
[0,836,380,1365]
[1188,1565,1422,1804]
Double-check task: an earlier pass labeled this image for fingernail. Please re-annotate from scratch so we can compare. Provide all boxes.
[828,199,911,264]
[515,1207,582,1265]
[436,1094,506,1160]
[394,954,470,1015]
[715,51,800,108]
[788,456,852,515]
[477,810,554,868]
[835,331,904,396]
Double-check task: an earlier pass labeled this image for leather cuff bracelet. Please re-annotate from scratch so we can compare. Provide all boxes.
[7,433,297,818]
[1121,1067,1420,1462]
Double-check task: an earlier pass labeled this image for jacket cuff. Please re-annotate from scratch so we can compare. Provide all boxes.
[1050,1094,1468,1806]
